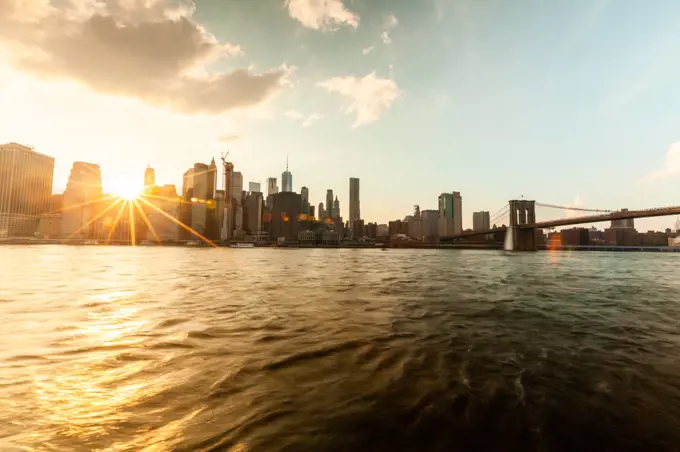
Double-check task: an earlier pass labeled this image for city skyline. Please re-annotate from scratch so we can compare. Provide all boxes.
[2,1,680,229]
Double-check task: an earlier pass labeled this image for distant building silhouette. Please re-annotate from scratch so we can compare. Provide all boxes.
[144,166,155,191]
[473,211,490,232]
[0,143,54,237]
[281,157,293,192]
[301,186,310,214]
[248,181,261,193]
[62,161,102,238]
[349,177,360,225]
[269,191,301,241]
[326,189,333,220]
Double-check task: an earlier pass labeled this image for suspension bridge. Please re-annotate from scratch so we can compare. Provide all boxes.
[442,200,680,251]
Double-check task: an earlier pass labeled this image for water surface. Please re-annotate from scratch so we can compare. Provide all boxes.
[1,246,680,451]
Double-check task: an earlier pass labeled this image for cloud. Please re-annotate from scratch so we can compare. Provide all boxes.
[285,109,304,119]
[0,0,289,115]
[301,113,323,127]
[285,109,323,126]
[218,134,240,143]
[362,46,374,55]
[285,0,359,31]
[647,142,680,180]
[318,72,400,127]
[381,13,397,44]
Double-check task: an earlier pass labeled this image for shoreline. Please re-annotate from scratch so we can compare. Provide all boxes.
[2,240,680,252]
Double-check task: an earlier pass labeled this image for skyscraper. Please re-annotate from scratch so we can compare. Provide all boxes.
[326,189,333,220]
[473,211,490,232]
[318,202,325,220]
[62,161,102,238]
[281,157,293,192]
[144,166,155,191]
[249,182,261,193]
[333,196,340,220]
[438,191,462,235]
[453,191,462,234]
[267,177,279,196]
[300,186,309,214]
[0,143,55,237]
[349,177,360,225]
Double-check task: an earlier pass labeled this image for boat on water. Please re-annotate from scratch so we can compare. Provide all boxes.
[186,240,201,247]
[230,243,255,248]
[84,240,99,245]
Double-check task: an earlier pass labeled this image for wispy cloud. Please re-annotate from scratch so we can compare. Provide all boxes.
[647,142,680,180]
[318,72,401,127]
[362,46,374,55]
[218,134,240,143]
[285,0,359,31]
[381,13,398,45]
[285,109,323,126]
[564,196,584,219]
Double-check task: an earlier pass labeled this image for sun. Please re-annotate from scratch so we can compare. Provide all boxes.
[110,178,143,200]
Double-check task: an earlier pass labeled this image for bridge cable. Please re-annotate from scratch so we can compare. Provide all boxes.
[535,202,613,213]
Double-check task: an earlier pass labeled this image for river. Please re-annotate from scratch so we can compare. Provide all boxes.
[1,246,680,451]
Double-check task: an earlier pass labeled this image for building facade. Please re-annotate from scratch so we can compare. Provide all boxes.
[62,161,103,238]
[326,190,333,220]
[248,182,261,193]
[349,177,360,225]
[267,177,278,196]
[301,186,309,215]
[0,143,55,237]
[281,158,293,192]
[144,166,155,191]
[473,211,490,232]
[269,191,302,241]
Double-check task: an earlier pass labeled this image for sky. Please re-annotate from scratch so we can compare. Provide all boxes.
[1,0,680,230]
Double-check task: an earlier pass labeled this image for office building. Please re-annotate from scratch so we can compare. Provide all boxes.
[352,219,365,238]
[249,182,261,193]
[301,186,309,215]
[183,159,217,239]
[0,143,55,237]
[453,191,462,234]
[281,157,293,192]
[326,190,333,221]
[420,209,439,240]
[146,184,180,241]
[62,161,103,238]
[473,211,490,232]
[349,177,360,225]
[144,166,155,191]
[244,190,263,234]
[221,159,234,241]
[309,205,315,219]
[269,191,302,241]
[267,177,279,196]
[318,202,325,220]
[333,196,340,220]
[611,209,635,229]
[438,191,463,235]
[560,227,590,246]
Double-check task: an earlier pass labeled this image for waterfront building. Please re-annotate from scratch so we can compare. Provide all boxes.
[269,191,302,241]
[249,182,261,193]
[349,177,360,225]
[473,211,490,232]
[333,196,340,220]
[301,186,309,215]
[244,190,263,234]
[0,143,55,238]
[326,190,333,220]
[144,166,155,192]
[62,161,102,238]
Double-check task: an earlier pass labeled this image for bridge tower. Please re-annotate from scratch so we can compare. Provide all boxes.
[508,200,537,251]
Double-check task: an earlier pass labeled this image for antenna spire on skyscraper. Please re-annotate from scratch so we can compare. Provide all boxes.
[286,154,289,172]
